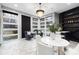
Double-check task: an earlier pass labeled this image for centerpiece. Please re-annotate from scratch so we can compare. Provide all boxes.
[49,24,62,39]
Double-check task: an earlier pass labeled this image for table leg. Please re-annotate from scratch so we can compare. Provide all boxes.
[58,47,65,55]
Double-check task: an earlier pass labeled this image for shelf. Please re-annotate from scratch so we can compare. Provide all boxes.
[3,28,18,31]
[32,20,38,22]
[64,12,79,17]
[3,34,18,37]
[64,16,79,19]
[46,19,53,21]
[3,36,18,40]
[3,16,17,20]
[3,22,17,25]
[33,18,38,21]
[63,27,79,28]
[63,22,79,24]
[32,24,38,26]
[40,21,45,22]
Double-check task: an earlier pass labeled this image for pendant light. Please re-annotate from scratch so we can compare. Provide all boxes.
[36,3,44,17]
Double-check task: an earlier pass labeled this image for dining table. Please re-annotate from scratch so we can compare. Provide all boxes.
[41,35,70,55]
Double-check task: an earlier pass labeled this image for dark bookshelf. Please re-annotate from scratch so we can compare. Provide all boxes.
[59,6,79,31]
[59,6,79,42]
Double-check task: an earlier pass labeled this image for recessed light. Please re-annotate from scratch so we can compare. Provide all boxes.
[14,4,18,7]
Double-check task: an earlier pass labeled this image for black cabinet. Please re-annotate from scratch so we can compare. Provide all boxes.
[59,6,79,31]
[21,15,31,38]
[59,6,79,42]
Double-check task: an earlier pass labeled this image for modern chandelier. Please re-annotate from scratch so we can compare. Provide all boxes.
[36,3,44,17]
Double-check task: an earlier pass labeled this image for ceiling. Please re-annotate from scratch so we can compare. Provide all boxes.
[1,3,79,16]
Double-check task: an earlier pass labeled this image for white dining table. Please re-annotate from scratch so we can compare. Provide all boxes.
[41,36,70,55]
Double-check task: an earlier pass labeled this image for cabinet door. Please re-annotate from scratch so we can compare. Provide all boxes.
[21,15,31,38]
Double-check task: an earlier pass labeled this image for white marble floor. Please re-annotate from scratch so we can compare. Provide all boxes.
[0,38,79,55]
[65,41,79,55]
[0,39,37,55]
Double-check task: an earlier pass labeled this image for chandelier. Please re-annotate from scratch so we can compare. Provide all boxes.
[36,3,44,17]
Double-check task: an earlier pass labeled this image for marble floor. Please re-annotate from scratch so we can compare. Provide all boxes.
[0,38,79,55]
[0,39,36,55]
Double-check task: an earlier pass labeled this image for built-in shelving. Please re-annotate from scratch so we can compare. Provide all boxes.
[31,18,38,32]
[40,18,45,36]
[40,16,54,36]
[59,7,79,42]
[2,10,18,40]
[60,7,79,31]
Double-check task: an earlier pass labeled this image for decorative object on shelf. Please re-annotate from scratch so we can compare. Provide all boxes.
[34,29,39,35]
[34,29,43,36]
[36,3,44,17]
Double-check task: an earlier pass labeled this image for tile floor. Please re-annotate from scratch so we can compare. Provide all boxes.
[0,38,79,55]
[0,39,36,55]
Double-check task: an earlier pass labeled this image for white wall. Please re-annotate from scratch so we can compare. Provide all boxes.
[17,13,21,39]
[0,4,1,44]
[0,4,3,44]
[54,12,59,25]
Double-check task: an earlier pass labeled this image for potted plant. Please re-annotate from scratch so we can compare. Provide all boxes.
[55,24,62,35]
[49,24,62,39]
[49,24,58,33]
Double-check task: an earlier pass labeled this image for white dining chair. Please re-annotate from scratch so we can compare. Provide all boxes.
[36,42,54,55]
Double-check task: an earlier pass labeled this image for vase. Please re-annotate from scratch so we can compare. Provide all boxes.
[50,32,55,40]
